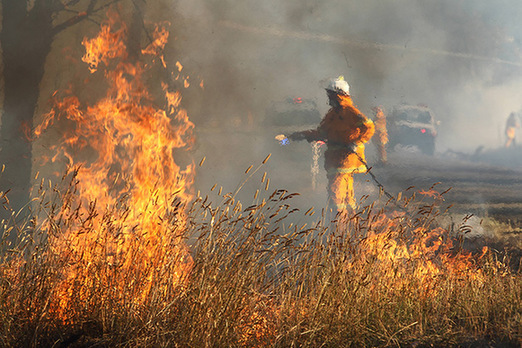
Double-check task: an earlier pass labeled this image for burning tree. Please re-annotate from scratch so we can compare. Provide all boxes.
[27,9,195,324]
[0,0,156,233]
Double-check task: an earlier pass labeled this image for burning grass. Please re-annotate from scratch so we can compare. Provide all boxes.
[0,9,519,347]
[0,169,520,347]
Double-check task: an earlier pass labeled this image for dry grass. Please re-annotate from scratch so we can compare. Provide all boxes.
[0,168,520,347]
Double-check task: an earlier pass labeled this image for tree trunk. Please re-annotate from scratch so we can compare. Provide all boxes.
[0,0,54,225]
[127,0,146,62]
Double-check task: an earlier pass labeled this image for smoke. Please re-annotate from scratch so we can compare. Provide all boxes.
[164,0,522,211]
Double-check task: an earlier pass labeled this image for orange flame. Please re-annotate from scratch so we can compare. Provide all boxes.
[347,211,487,298]
[35,12,195,322]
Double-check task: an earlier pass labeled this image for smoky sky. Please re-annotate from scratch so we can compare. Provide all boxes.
[161,0,522,208]
[172,0,522,150]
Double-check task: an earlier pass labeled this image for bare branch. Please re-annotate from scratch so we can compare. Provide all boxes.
[85,0,99,13]
[87,17,102,26]
[131,0,153,44]
[52,0,123,35]
[64,0,83,6]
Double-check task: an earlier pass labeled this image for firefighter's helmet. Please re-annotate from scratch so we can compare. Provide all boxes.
[325,76,350,96]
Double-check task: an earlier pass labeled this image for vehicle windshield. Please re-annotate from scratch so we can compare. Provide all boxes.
[395,109,432,124]
[417,111,432,123]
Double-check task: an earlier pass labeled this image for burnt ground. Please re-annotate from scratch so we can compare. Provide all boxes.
[372,148,522,223]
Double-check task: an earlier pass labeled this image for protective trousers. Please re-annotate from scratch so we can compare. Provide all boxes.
[326,169,355,215]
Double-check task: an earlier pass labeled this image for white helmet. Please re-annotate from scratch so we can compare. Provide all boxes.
[325,76,350,95]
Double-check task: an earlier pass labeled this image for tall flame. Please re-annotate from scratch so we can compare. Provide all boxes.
[34,12,195,321]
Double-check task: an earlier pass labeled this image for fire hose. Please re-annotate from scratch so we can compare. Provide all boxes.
[350,148,406,211]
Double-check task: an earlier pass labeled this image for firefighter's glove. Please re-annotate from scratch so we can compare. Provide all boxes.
[275,134,290,146]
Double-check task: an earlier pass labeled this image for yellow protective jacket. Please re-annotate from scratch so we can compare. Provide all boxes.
[290,95,375,174]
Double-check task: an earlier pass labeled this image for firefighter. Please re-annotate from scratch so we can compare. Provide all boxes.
[277,76,375,216]
[372,106,388,165]
[505,112,520,148]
